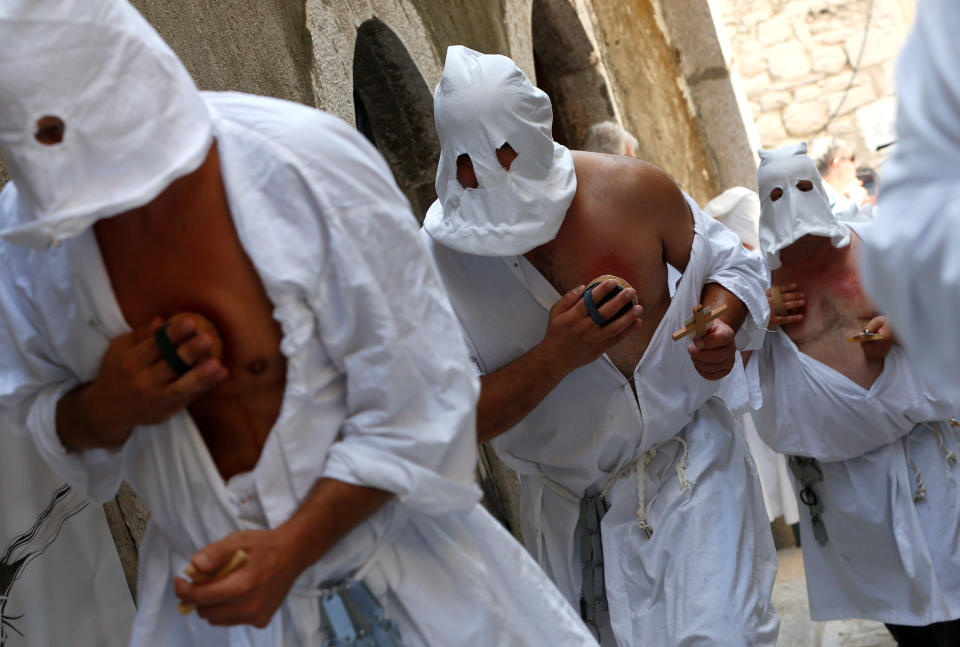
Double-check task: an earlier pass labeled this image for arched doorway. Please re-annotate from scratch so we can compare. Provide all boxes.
[353,19,439,221]
[532,0,616,149]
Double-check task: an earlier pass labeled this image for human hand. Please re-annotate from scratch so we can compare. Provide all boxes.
[174,529,302,628]
[687,319,736,380]
[538,280,643,377]
[83,315,228,445]
[768,284,805,328]
[861,315,895,361]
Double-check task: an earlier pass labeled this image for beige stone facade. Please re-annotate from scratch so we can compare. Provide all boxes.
[719,0,914,169]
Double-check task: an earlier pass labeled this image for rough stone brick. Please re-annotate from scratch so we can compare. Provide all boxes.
[756,112,788,145]
[768,41,812,80]
[811,45,848,74]
[783,99,830,135]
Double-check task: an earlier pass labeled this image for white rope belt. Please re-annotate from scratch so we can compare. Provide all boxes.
[539,435,694,539]
[904,421,958,503]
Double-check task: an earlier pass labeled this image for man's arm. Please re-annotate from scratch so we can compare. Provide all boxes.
[174,477,391,628]
[654,179,764,380]
[477,280,642,442]
[686,282,746,379]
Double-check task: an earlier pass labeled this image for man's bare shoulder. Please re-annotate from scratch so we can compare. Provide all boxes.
[570,151,686,223]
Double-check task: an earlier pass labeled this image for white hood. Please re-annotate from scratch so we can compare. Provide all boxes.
[704,186,761,250]
[423,45,576,256]
[757,143,849,269]
[0,0,213,250]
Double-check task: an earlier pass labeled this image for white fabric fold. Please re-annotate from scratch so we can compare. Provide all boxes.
[860,0,960,401]
[746,330,954,462]
[748,323,960,624]
[0,424,135,647]
[703,186,761,250]
[0,92,597,647]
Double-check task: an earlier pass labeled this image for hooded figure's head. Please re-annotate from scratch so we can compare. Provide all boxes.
[757,142,849,269]
[423,46,577,257]
[0,0,212,250]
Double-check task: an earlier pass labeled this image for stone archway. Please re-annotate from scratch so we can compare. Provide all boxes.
[353,18,439,221]
[532,0,616,148]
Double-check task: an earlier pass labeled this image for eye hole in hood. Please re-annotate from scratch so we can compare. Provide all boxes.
[34,116,65,145]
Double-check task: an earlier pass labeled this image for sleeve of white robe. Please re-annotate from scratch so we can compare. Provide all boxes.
[691,198,770,351]
[0,253,127,504]
[311,199,483,516]
[860,0,960,400]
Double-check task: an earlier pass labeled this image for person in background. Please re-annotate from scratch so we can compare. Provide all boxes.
[810,136,868,215]
[580,121,638,157]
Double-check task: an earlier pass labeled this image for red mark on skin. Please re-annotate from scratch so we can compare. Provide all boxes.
[586,253,637,288]
[786,256,877,320]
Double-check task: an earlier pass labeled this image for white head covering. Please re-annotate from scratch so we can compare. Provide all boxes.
[0,0,213,250]
[703,186,761,249]
[423,46,577,256]
[757,143,849,269]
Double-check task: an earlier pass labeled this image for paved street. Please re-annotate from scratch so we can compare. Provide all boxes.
[774,548,896,647]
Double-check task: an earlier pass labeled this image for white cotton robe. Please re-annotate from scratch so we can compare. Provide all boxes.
[719,368,800,525]
[424,197,780,646]
[860,0,960,401]
[0,429,135,647]
[0,93,597,647]
[746,327,960,625]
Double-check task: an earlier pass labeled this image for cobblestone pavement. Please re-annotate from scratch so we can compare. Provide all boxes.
[774,548,896,647]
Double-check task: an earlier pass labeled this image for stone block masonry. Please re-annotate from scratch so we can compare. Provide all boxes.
[718,0,913,169]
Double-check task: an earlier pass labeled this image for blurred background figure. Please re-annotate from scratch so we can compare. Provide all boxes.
[705,187,801,544]
[856,166,880,207]
[811,136,869,214]
[580,120,638,157]
[704,186,761,250]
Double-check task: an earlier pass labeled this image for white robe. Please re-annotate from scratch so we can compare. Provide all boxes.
[860,0,960,402]
[0,93,597,647]
[740,412,800,525]
[0,429,135,647]
[747,325,960,625]
[718,323,799,526]
[424,198,780,646]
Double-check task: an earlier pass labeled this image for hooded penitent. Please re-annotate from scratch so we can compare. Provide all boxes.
[758,143,849,270]
[703,186,761,250]
[0,0,212,250]
[423,45,577,256]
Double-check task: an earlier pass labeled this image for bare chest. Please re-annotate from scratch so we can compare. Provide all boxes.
[540,229,670,378]
[775,259,882,390]
[95,213,286,479]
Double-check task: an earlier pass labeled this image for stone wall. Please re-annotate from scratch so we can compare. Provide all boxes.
[719,0,913,169]
[583,0,721,200]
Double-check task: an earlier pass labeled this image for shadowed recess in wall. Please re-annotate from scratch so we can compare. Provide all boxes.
[532,0,615,148]
[353,19,439,222]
